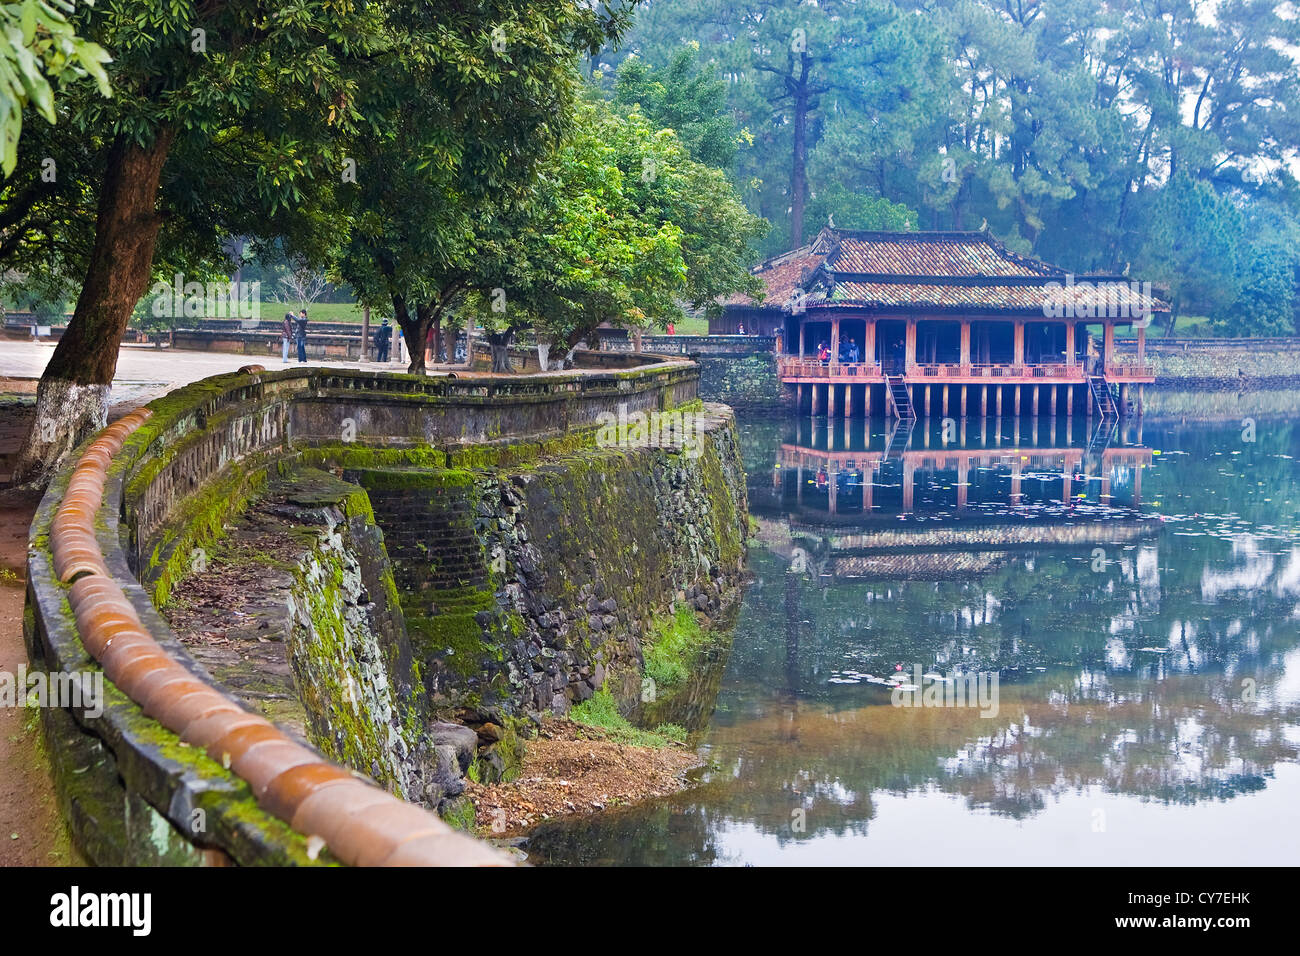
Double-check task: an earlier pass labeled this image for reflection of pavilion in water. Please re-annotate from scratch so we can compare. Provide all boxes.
[768,415,1160,580]
[776,415,1153,519]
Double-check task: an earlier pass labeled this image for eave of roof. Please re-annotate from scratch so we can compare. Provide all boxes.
[721,228,1170,315]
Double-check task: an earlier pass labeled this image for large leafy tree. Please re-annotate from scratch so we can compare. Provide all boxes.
[327,1,635,375]
[1135,172,1246,332]
[9,0,389,484]
[611,0,947,251]
[470,94,767,370]
[616,0,1300,305]
[610,43,741,170]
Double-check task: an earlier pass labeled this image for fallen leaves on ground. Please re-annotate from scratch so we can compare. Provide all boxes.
[465,717,700,835]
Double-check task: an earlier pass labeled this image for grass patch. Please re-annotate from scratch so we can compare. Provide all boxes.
[643,602,708,689]
[568,690,686,748]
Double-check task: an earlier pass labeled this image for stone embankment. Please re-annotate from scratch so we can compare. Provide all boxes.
[1123,336,1300,390]
[27,358,747,865]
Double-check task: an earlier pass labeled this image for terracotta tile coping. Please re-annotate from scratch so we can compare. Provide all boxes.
[48,405,510,867]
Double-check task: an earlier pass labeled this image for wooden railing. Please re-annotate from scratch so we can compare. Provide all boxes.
[777,359,1131,381]
[777,357,880,378]
[913,363,1082,379]
[1105,361,1156,378]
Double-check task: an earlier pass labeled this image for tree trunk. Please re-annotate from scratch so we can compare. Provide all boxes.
[791,84,808,249]
[392,295,436,375]
[487,329,514,373]
[443,326,459,366]
[11,129,176,487]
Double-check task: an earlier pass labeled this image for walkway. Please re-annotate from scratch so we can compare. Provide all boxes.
[1,342,427,865]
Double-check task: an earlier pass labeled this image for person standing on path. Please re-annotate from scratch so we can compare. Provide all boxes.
[374,318,392,363]
[295,309,309,363]
[281,313,293,363]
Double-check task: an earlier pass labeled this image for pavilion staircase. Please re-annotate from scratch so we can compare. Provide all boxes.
[884,417,914,460]
[885,374,916,421]
[1087,374,1119,421]
[1085,418,1117,462]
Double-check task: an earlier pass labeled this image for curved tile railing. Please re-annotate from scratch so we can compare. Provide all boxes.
[28,359,699,866]
[44,407,507,866]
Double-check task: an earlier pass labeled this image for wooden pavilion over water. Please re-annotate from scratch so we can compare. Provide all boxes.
[724,228,1165,419]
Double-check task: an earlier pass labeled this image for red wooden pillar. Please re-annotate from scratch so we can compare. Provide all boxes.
[960,320,971,369]
[905,319,917,370]
[1103,322,1115,373]
[1014,320,1025,367]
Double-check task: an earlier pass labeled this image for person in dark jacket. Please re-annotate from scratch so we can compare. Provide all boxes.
[281,313,294,363]
[295,309,308,363]
[374,318,392,362]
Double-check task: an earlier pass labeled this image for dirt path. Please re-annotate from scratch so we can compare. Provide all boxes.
[0,489,80,865]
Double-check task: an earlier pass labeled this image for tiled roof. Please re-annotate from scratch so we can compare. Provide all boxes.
[722,243,827,308]
[826,231,1061,278]
[726,228,1169,316]
[828,276,1167,315]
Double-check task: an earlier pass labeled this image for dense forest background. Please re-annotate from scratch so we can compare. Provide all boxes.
[591,0,1300,335]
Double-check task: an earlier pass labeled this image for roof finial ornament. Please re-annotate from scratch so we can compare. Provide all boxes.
[979,217,989,233]
[827,211,835,229]
[1122,261,1131,276]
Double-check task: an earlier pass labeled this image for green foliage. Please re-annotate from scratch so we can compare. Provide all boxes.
[0,0,392,319]
[1213,244,1297,336]
[805,183,917,234]
[611,0,1300,324]
[469,91,767,350]
[568,689,687,747]
[610,44,742,170]
[643,602,707,688]
[4,286,64,321]
[322,2,640,369]
[1136,172,1246,330]
[0,0,111,176]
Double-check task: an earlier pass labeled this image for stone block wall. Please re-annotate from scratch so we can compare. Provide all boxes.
[329,406,748,721]
[28,360,744,864]
[696,353,789,412]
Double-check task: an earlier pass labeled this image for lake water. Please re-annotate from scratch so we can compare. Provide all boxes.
[526,403,1300,865]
